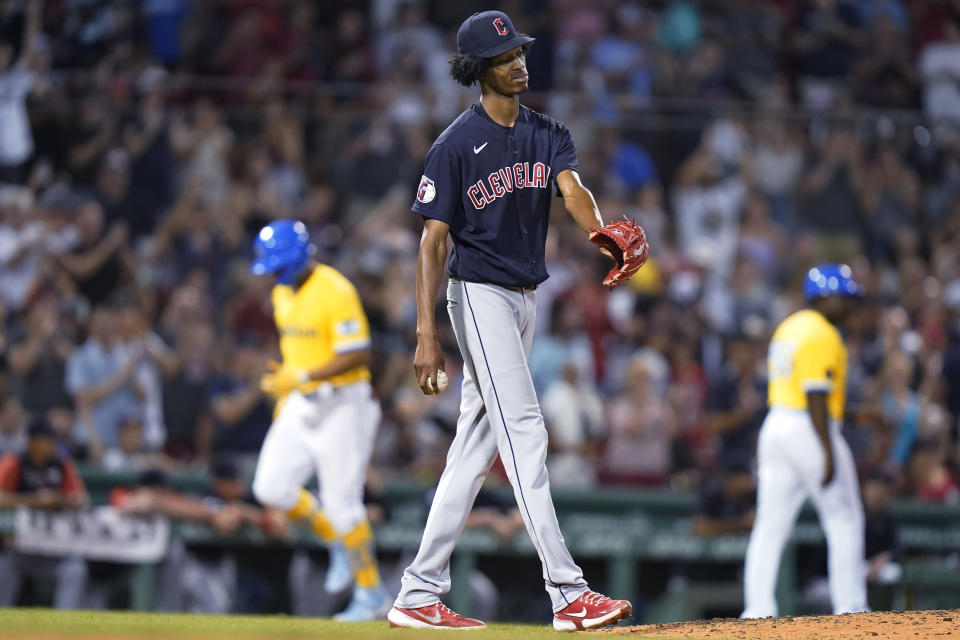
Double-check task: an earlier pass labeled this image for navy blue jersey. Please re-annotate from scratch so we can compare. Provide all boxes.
[413,102,578,288]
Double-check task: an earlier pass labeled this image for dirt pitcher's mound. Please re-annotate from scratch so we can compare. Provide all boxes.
[608,609,960,639]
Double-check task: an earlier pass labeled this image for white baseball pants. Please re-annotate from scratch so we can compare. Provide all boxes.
[252,381,380,534]
[395,279,588,612]
[742,407,867,618]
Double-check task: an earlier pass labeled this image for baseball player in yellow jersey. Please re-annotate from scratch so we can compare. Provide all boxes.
[249,220,389,621]
[742,263,868,618]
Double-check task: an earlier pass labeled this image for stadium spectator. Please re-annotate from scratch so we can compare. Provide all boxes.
[528,297,594,394]
[0,396,26,456]
[908,441,959,503]
[600,355,676,487]
[375,1,448,94]
[737,193,787,282]
[92,149,156,245]
[943,295,960,436]
[861,469,902,585]
[124,66,176,211]
[160,317,215,462]
[797,127,863,259]
[691,454,756,537]
[720,0,782,95]
[0,185,47,313]
[541,361,604,487]
[588,4,655,118]
[117,303,177,451]
[919,14,960,123]
[65,305,143,454]
[328,9,377,85]
[206,337,273,465]
[92,407,167,472]
[0,0,44,184]
[593,126,659,197]
[141,0,191,66]
[791,0,866,109]
[0,416,89,609]
[880,351,923,468]
[703,332,765,462]
[58,197,130,307]
[857,147,920,265]
[751,119,805,229]
[672,120,752,281]
[853,13,915,108]
[66,97,117,188]
[7,292,74,416]
[170,98,234,205]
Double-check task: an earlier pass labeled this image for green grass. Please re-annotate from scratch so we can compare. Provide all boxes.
[0,609,651,640]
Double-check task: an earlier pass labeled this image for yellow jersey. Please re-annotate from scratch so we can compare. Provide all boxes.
[767,309,847,420]
[271,264,372,392]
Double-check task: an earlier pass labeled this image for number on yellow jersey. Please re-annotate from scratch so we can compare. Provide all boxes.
[766,309,847,421]
[768,339,796,381]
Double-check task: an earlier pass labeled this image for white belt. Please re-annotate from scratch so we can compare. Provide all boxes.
[767,406,841,428]
[767,406,809,415]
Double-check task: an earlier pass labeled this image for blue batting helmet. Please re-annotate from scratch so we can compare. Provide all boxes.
[803,263,862,301]
[251,220,315,285]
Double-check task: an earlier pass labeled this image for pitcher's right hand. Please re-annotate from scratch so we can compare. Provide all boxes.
[414,336,445,395]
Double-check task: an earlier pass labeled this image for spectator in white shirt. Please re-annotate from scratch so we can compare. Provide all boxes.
[0,185,45,312]
[920,17,960,123]
[117,304,178,451]
[0,0,45,184]
[542,361,604,488]
[672,121,752,282]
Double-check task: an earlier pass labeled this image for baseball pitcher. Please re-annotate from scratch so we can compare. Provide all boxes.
[742,263,868,618]
[249,220,388,621]
[389,10,647,631]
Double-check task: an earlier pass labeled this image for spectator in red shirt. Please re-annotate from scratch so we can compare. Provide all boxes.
[0,416,88,508]
[0,417,89,608]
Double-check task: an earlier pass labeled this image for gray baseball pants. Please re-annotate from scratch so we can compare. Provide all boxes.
[0,551,87,609]
[395,279,588,612]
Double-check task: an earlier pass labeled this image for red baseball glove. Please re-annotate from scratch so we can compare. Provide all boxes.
[588,218,649,287]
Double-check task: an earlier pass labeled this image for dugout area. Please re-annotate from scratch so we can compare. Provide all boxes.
[2,467,957,623]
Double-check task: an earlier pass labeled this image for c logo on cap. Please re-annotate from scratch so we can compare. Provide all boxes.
[493,17,508,36]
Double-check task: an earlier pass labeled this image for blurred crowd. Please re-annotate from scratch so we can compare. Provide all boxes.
[0,0,958,542]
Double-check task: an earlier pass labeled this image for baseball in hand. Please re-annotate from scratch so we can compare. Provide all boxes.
[436,370,448,392]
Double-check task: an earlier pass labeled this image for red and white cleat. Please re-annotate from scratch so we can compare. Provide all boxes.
[387,602,486,630]
[553,590,632,631]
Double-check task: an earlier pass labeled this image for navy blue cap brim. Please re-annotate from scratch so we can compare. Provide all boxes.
[474,34,535,59]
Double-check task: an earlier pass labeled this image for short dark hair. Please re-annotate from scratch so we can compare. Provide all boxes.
[448,40,533,87]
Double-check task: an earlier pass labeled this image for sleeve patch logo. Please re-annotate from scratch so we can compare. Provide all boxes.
[336,318,361,336]
[417,175,436,203]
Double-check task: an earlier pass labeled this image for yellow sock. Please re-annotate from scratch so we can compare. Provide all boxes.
[342,519,381,588]
[285,489,337,544]
[309,510,337,544]
[285,488,316,520]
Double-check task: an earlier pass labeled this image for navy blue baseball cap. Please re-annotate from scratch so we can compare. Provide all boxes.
[27,417,56,439]
[457,11,534,58]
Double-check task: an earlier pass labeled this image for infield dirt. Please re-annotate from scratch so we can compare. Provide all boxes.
[611,608,960,639]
